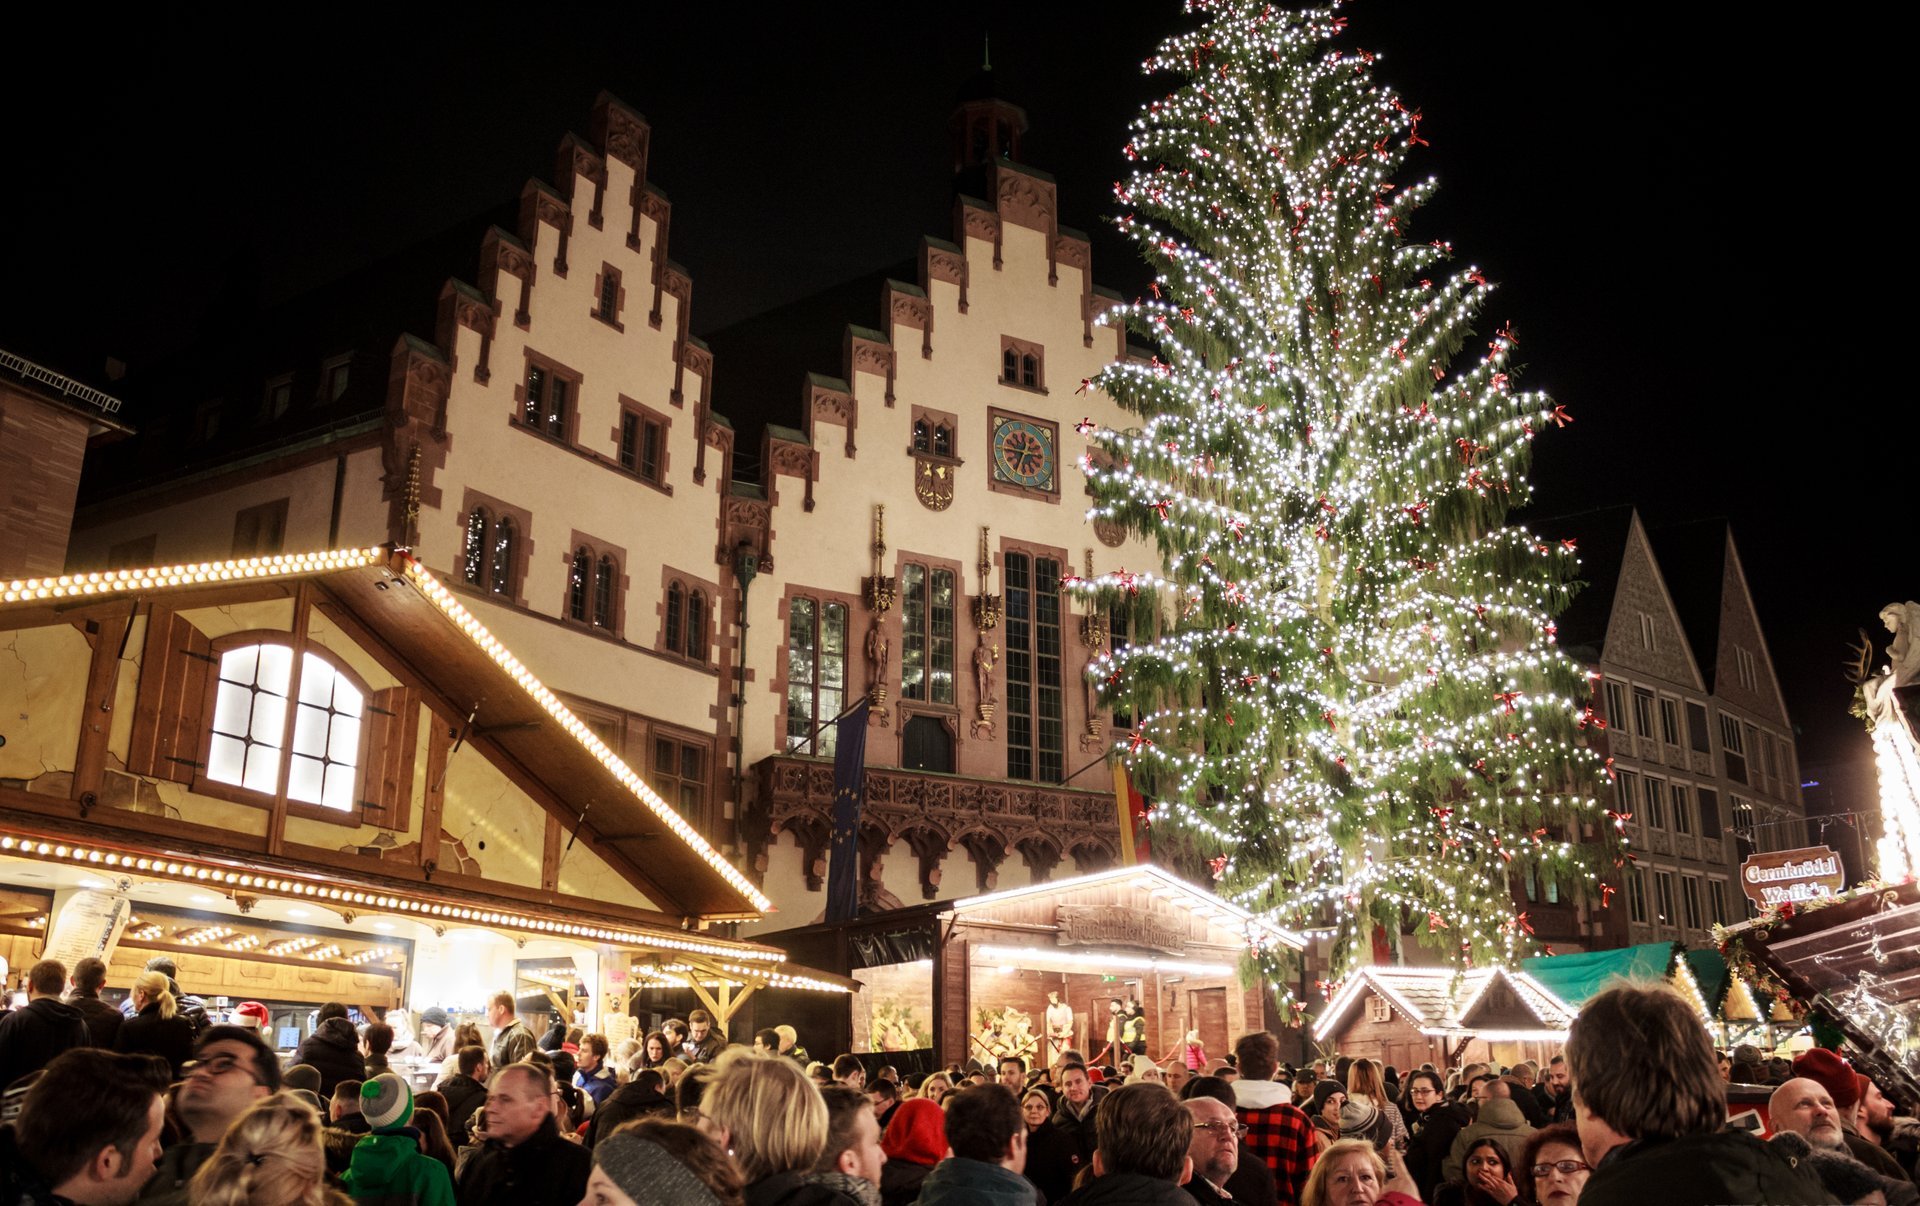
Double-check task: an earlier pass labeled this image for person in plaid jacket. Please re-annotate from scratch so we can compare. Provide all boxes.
[1231,1033,1319,1206]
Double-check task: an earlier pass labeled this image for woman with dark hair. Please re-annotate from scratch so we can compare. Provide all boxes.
[1403,1068,1472,1200]
[1520,1123,1590,1206]
[1020,1089,1073,1206]
[1433,1137,1521,1206]
[639,1030,671,1070]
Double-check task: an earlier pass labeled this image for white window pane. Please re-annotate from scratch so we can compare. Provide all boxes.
[293,705,330,757]
[257,644,294,695]
[299,654,336,706]
[243,744,280,794]
[329,715,361,765]
[287,754,324,804]
[322,763,355,811]
[207,735,247,785]
[221,645,259,686]
[333,678,364,718]
[249,692,286,745]
[212,682,254,738]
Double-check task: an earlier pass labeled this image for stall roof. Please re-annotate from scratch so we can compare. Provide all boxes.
[1313,965,1576,1042]
[0,546,768,920]
[949,862,1307,952]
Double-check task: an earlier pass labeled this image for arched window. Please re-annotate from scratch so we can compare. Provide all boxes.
[932,424,953,458]
[568,549,591,621]
[666,582,684,653]
[207,642,364,810]
[594,556,615,629]
[912,419,931,452]
[1022,354,1038,388]
[490,518,516,596]
[1001,348,1019,383]
[685,590,706,662]
[463,509,488,585]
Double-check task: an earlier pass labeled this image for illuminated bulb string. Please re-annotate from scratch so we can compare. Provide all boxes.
[1076,0,1614,999]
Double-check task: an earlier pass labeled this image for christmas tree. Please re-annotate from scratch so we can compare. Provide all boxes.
[1077,1,1614,991]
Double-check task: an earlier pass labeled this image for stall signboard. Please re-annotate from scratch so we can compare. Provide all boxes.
[1055,905,1187,955]
[42,888,133,970]
[1740,846,1846,909]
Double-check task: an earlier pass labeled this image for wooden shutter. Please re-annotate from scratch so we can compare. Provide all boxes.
[126,606,213,784]
[358,685,419,830]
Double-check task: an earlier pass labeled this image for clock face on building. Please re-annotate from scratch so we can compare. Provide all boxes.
[992,416,1056,492]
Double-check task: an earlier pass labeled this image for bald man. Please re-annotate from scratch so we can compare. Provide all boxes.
[1770,1078,1847,1151]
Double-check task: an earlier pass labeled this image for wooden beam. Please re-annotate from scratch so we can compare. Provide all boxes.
[264,584,315,856]
[684,976,724,1020]
[542,814,563,893]
[72,607,135,804]
[420,716,451,872]
[721,982,758,1027]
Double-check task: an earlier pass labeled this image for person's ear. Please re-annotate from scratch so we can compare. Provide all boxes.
[837,1147,860,1177]
[92,1141,124,1184]
[1177,1155,1193,1186]
[1093,1149,1107,1177]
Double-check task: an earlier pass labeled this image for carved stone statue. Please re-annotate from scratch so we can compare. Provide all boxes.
[974,640,1000,706]
[1884,602,1920,687]
[866,622,889,682]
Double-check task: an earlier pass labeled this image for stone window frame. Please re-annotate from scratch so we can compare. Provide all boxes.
[192,628,375,829]
[614,397,672,494]
[319,353,353,405]
[592,261,626,331]
[985,408,1061,503]
[658,565,719,666]
[562,530,629,638]
[780,587,858,759]
[456,487,535,609]
[514,349,584,447]
[999,536,1071,784]
[998,335,1047,394]
[897,550,964,712]
[909,405,960,462]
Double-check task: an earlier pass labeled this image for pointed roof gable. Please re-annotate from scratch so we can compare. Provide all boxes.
[1648,519,1731,691]
[1529,506,1635,660]
[949,862,1306,953]
[1312,966,1575,1041]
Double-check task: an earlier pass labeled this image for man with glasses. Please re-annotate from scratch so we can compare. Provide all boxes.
[1183,1095,1246,1206]
[140,1025,282,1205]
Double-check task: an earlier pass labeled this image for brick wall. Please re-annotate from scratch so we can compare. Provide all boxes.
[0,388,91,578]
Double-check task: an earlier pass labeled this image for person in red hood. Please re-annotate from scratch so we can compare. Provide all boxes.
[881,1098,948,1206]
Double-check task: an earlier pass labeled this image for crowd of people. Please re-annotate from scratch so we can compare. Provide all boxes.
[0,957,1912,1206]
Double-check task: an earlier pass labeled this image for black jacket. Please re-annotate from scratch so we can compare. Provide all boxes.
[65,994,123,1050]
[1058,1172,1196,1206]
[744,1171,866,1206]
[1048,1089,1106,1172]
[584,1081,672,1147]
[114,1003,194,1078]
[0,997,91,1091]
[438,1073,489,1147]
[1579,1131,1830,1206]
[295,1017,366,1099]
[1023,1121,1077,1206]
[880,1159,933,1206]
[455,1117,590,1206]
[1222,1155,1276,1206]
[1405,1099,1472,1200]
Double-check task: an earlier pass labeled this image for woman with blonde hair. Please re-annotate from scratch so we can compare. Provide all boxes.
[1300,1137,1423,1206]
[700,1053,858,1206]
[189,1093,349,1206]
[1347,1057,1408,1148]
[915,1070,953,1101]
[114,970,194,1077]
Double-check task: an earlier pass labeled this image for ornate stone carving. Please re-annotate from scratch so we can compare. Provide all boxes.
[535,193,571,229]
[681,342,713,381]
[600,107,649,168]
[996,170,1056,233]
[890,294,931,329]
[639,190,671,223]
[1055,236,1091,270]
[662,266,691,303]
[455,299,494,336]
[863,576,898,613]
[570,143,607,186]
[769,440,813,478]
[851,339,894,376]
[914,457,954,511]
[927,248,966,285]
[493,243,533,281]
[1094,517,1127,548]
[972,595,1003,630]
[810,382,856,455]
[704,420,735,452]
[963,207,1001,245]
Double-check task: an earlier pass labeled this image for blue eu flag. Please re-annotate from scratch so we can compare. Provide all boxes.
[825,698,870,924]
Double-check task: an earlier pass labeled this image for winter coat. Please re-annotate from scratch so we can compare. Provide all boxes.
[115,1002,194,1078]
[489,1021,535,1070]
[437,1074,489,1147]
[0,997,91,1091]
[454,1117,590,1206]
[135,1141,215,1206]
[1022,1120,1076,1206]
[744,1171,866,1206]
[65,993,123,1050]
[919,1158,1037,1206]
[1048,1088,1106,1171]
[682,1031,724,1064]
[1440,1097,1532,1185]
[0,1127,66,1206]
[574,1063,617,1108]
[346,1130,458,1206]
[584,1081,672,1146]
[1405,1099,1472,1200]
[880,1160,933,1206]
[296,1017,367,1099]
[1222,1156,1277,1206]
[1058,1171,1196,1206]
[1577,1131,1829,1206]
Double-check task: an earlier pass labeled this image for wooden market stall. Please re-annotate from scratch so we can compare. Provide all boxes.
[1311,966,1576,1071]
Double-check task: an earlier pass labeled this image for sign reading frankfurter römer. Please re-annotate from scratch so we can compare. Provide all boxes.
[1740,845,1846,909]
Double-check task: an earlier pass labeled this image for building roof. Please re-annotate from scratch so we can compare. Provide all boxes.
[0,546,769,921]
[1648,518,1732,691]
[948,861,1307,954]
[1312,965,1576,1041]
[1527,505,1635,660]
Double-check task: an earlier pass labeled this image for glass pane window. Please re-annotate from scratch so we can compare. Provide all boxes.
[600,274,619,319]
[569,550,591,621]
[666,584,684,653]
[900,565,956,705]
[1627,870,1648,924]
[1655,872,1677,927]
[1005,552,1064,782]
[463,510,488,585]
[1671,783,1693,835]
[1682,877,1703,931]
[620,413,639,471]
[1660,697,1682,746]
[1643,778,1667,830]
[490,518,515,596]
[785,598,847,757]
[1604,681,1629,731]
[1632,688,1656,738]
[208,644,359,810]
[1614,769,1639,823]
[1708,880,1729,925]
[1686,701,1711,752]
[594,556,615,629]
[686,591,706,662]
[649,736,709,837]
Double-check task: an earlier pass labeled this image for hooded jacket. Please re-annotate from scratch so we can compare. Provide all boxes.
[1577,1130,1830,1206]
[918,1158,1037,1206]
[296,1016,367,1099]
[346,1130,458,1206]
[1440,1097,1532,1184]
[0,997,91,1090]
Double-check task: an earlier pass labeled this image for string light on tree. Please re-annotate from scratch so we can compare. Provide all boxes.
[1078,0,1615,993]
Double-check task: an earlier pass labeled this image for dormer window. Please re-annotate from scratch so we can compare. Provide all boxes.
[207,642,364,811]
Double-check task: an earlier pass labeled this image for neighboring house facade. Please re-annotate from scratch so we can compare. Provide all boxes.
[0,350,132,578]
[57,88,1146,936]
[1539,507,1807,951]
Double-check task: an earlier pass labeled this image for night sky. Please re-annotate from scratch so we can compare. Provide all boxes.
[0,4,1897,803]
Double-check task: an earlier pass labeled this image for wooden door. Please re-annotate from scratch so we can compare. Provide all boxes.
[1190,986,1228,1063]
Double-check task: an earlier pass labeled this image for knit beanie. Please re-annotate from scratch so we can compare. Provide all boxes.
[361,1072,415,1131]
[1792,1047,1861,1112]
[881,1098,948,1167]
[284,1064,322,1094]
[595,1132,721,1206]
[1339,1096,1381,1139]
[420,1007,451,1028]
[1309,1078,1345,1116]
